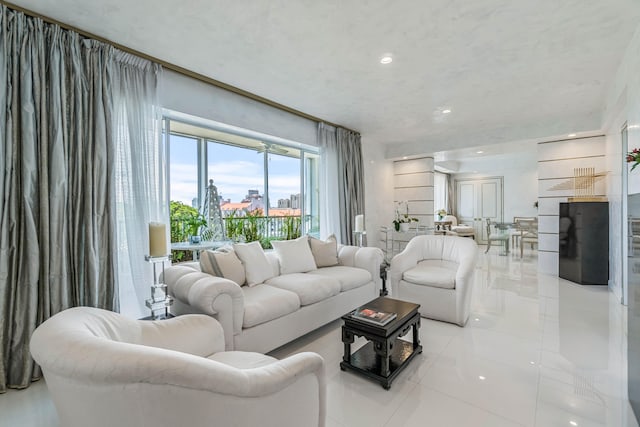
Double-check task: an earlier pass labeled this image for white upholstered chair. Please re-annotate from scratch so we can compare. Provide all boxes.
[389,235,478,326]
[30,307,326,427]
[442,215,475,239]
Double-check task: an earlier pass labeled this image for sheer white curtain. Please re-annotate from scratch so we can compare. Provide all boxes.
[113,53,166,318]
[318,123,342,241]
[434,172,448,218]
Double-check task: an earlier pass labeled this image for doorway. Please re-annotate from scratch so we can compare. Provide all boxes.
[455,177,504,244]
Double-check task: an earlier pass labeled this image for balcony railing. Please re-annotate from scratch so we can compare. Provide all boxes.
[221,215,305,245]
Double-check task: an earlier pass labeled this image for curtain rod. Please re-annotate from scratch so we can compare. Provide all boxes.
[1,1,359,134]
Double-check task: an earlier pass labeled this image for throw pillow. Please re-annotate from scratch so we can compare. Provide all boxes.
[308,234,339,267]
[233,241,275,286]
[271,236,317,274]
[199,247,246,286]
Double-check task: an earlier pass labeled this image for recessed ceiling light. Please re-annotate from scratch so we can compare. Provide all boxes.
[569,421,578,426]
[568,133,577,137]
[476,150,484,154]
[442,109,452,114]
[380,55,393,64]
[529,361,536,365]
[474,318,480,322]
[402,156,408,160]
[478,375,486,380]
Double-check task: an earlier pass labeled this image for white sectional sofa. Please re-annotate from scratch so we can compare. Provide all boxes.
[163,238,384,353]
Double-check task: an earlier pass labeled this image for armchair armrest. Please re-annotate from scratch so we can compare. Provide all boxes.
[163,265,244,350]
[338,245,384,291]
[388,248,421,295]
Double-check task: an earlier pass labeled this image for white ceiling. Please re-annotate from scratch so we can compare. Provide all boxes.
[9,0,640,154]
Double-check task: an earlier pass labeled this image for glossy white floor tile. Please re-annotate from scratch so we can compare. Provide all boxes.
[1,248,639,427]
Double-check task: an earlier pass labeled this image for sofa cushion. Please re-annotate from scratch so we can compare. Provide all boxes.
[265,273,341,306]
[242,284,300,328]
[208,351,277,369]
[403,259,458,289]
[308,234,339,267]
[307,266,371,292]
[271,236,317,274]
[199,247,246,286]
[233,241,275,287]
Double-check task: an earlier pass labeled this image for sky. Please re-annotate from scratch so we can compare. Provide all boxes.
[169,134,301,207]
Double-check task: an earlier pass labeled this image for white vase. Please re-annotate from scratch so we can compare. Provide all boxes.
[400,223,410,232]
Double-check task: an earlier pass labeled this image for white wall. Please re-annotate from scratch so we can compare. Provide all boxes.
[602,25,640,304]
[452,148,538,222]
[161,70,317,146]
[536,136,607,276]
[393,158,435,227]
[362,141,393,248]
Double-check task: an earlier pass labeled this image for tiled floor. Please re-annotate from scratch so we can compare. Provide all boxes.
[1,248,638,427]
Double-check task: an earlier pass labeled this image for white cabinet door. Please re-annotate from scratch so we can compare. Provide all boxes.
[456,178,503,244]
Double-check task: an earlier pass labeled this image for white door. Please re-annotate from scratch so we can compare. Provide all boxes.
[456,177,503,244]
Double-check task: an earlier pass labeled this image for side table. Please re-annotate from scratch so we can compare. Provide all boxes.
[341,297,422,389]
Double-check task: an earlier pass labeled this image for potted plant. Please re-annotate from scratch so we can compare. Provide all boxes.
[436,209,447,221]
[393,201,418,232]
[183,212,207,244]
[628,148,640,171]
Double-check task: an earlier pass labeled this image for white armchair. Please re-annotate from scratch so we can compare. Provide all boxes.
[442,214,475,239]
[30,307,326,427]
[389,235,478,326]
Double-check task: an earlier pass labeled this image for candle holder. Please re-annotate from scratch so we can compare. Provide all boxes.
[144,254,174,320]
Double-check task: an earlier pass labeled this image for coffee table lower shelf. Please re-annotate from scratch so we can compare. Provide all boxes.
[340,339,422,390]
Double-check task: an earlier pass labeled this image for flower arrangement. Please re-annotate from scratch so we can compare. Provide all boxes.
[393,201,418,231]
[627,148,640,171]
[436,209,447,217]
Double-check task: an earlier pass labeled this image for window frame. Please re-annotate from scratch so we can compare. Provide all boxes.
[163,111,319,234]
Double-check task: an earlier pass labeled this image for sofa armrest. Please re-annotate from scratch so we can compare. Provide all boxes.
[163,265,244,350]
[338,245,384,291]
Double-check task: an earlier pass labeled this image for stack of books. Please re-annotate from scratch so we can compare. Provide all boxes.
[351,307,397,326]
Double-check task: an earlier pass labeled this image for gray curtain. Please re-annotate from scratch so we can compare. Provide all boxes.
[336,128,365,245]
[0,7,135,392]
[446,173,455,217]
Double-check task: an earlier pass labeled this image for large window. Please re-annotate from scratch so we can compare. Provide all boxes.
[166,117,319,252]
[169,134,199,207]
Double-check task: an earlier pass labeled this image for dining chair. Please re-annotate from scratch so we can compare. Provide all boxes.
[485,219,510,254]
[510,217,536,249]
[517,218,538,257]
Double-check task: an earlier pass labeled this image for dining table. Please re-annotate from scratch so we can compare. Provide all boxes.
[491,220,537,258]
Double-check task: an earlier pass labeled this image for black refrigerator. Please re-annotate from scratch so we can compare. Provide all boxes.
[558,201,608,285]
[629,194,640,419]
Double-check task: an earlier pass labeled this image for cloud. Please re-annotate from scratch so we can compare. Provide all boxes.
[171,160,301,205]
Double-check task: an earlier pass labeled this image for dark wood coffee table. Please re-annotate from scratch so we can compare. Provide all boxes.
[340,297,422,389]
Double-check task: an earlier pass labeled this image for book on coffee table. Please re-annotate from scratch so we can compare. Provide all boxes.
[351,307,397,326]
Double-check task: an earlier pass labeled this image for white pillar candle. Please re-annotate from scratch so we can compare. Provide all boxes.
[354,214,364,233]
[149,222,167,257]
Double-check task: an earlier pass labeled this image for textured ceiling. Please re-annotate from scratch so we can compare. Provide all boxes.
[7,0,640,153]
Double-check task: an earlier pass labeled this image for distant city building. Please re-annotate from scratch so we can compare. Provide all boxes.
[242,189,262,203]
[191,197,199,209]
[290,193,301,209]
[269,208,301,217]
[278,198,291,208]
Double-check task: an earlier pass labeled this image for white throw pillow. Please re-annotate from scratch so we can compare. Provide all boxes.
[199,247,246,286]
[233,241,275,286]
[308,234,339,267]
[271,236,317,274]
